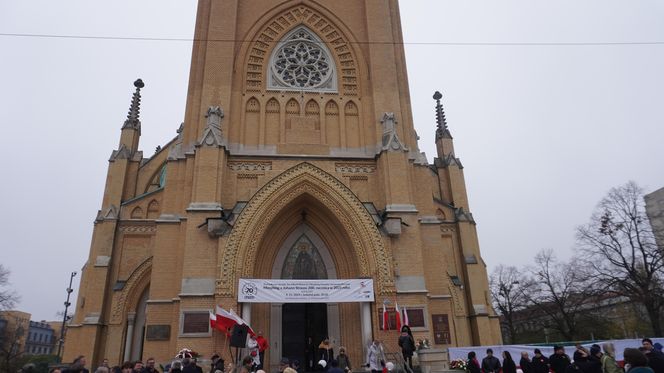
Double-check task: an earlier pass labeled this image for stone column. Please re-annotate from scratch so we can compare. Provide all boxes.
[361,302,372,358]
[124,312,136,361]
[242,303,252,326]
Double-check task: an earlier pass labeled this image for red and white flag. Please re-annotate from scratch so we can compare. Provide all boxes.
[395,301,402,331]
[403,306,410,327]
[382,303,389,330]
[216,305,240,333]
[209,311,217,330]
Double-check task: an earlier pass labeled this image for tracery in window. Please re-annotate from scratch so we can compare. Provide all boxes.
[267,26,337,92]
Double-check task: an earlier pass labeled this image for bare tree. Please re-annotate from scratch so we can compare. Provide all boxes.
[0,265,19,311]
[0,317,26,373]
[490,265,532,343]
[577,181,664,336]
[524,249,595,341]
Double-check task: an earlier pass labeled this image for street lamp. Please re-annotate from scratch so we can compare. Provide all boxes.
[56,271,77,363]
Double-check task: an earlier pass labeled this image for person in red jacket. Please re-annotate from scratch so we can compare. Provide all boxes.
[256,331,269,370]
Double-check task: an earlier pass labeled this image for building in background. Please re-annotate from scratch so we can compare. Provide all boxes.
[645,187,664,249]
[25,321,56,356]
[64,0,502,368]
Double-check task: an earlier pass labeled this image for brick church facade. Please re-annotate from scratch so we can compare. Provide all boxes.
[64,0,502,368]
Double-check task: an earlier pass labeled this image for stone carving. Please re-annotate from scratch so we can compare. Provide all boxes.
[245,5,359,95]
[109,144,132,161]
[110,257,152,324]
[335,163,376,174]
[381,113,407,152]
[455,207,475,223]
[119,225,157,234]
[268,26,337,92]
[122,79,144,131]
[227,161,272,172]
[96,205,119,221]
[167,123,185,160]
[433,91,452,140]
[217,162,394,297]
[441,153,464,169]
[197,106,225,147]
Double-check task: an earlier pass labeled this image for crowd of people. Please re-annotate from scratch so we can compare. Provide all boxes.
[465,339,664,373]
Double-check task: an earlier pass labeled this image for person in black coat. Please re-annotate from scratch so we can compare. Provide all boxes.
[502,351,517,373]
[550,346,572,373]
[519,352,532,373]
[481,349,502,373]
[531,349,550,373]
[566,347,601,373]
[468,352,481,373]
[398,326,416,370]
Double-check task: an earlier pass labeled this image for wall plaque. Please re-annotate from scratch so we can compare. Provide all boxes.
[182,312,210,334]
[146,325,170,341]
[432,314,450,344]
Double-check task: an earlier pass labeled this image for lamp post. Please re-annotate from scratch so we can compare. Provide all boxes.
[56,271,77,363]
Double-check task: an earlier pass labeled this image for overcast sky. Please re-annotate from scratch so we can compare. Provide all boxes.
[1,1,663,321]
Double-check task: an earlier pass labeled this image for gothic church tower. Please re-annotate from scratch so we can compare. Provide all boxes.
[64,0,502,367]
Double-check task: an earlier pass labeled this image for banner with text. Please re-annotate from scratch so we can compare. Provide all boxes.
[238,279,375,303]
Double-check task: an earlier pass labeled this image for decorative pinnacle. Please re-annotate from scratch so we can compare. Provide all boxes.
[434,91,450,140]
[122,79,144,130]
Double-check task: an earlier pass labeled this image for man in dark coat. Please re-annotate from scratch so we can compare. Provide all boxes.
[481,349,501,373]
[531,349,550,373]
[210,354,225,373]
[642,339,664,373]
[550,346,571,373]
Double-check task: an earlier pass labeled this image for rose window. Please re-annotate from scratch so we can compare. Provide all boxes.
[268,26,337,92]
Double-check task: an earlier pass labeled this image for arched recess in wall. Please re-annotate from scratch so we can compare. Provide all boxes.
[217,162,395,298]
[344,100,359,148]
[237,1,366,96]
[130,207,144,219]
[325,100,340,147]
[285,98,300,129]
[147,200,160,219]
[305,99,320,129]
[245,97,260,146]
[110,257,152,325]
[265,98,280,143]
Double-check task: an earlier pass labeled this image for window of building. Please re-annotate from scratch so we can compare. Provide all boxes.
[267,26,337,93]
[377,306,428,331]
[180,311,210,336]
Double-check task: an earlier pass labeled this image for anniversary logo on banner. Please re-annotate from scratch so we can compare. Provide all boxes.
[238,279,375,303]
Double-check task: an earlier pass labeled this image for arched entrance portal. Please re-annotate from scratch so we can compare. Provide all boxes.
[225,163,393,371]
[270,224,340,371]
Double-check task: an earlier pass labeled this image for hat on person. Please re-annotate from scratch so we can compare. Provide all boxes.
[280,358,290,365]
[554,346,564,351]
[318,360,327,368]
[211,354,220,361]
[534,349,542,355]
[590,345,601,356]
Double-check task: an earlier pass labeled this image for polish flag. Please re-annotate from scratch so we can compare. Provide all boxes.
[209,311,217,330]
[382,303,389,330]
[395,301,402,331]
[216,306,240,333]
[403,306,410,327]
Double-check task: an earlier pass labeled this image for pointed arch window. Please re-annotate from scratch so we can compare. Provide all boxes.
[267,26,338,93]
